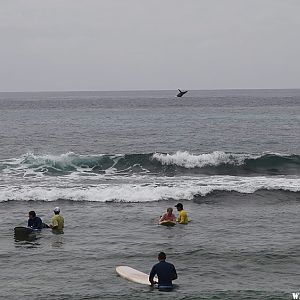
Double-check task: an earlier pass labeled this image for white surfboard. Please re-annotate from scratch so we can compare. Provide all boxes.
[116,266,156,285]
[159,220,176,226]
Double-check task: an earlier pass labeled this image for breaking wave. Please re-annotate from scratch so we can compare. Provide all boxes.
[0,174,299,203]
[1,151,300,177]
[1,151,299,203]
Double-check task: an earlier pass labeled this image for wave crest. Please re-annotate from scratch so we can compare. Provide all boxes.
[1,151,299,176]
[152,151,247,168]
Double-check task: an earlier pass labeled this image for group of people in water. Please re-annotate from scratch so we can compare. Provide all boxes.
[152,202,189,291]
[159,202,189,225]
[27,203,187,292]
[27,206,64,231]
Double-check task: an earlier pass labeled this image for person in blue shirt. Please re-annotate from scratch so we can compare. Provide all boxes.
[28,211,43,229]
[149,252,177,291]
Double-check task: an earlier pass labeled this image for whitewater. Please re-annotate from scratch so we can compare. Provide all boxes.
[1,151,299,202]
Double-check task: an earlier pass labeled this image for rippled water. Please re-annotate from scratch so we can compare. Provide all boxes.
[0,90,299,299]
[1,194,298,300]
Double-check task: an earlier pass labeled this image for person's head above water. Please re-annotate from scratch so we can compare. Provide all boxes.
[28,211,36,219]
[53,207,60,214]
[158,252,166,261]
[175,203,183,211]
[166,207,173,215]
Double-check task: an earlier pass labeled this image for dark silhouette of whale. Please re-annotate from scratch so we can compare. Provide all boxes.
[177,89,188,97]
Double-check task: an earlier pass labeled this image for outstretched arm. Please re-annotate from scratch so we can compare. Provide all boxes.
[159,213,166,222]
[50,218,58,229]
[149,266,157,286]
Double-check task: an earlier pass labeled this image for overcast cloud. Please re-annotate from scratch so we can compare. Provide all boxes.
[0,0,299,92]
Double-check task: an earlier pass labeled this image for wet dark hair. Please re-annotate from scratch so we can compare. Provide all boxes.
[29,211,36,217]
[175,203,183,209]
[158,252,166,260]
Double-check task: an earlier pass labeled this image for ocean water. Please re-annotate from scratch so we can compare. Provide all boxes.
[0,89,299,300]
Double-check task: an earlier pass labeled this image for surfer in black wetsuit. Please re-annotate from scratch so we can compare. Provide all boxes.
[28,211,43,229]
[149,252,177,291]
[177,89,188,97]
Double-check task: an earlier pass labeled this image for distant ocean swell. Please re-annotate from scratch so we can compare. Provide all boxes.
[1,151,300,176]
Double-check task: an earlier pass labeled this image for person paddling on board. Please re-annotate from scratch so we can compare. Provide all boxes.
[49,207,64,231]
[175,203,189,224]
[28,211,43,230]
[149,252,177,291]
[159,207,176,223]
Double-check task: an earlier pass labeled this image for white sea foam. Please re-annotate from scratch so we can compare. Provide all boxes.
[152,151,253,168]
[0,175,299,202]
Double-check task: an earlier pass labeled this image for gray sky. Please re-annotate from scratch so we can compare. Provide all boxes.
[1,0,300,92]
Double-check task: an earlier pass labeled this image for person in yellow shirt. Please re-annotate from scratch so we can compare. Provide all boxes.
[49,207,64,231]
[175,203,188,224]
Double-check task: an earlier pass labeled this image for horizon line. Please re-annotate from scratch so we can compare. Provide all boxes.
[1,87,300,93]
